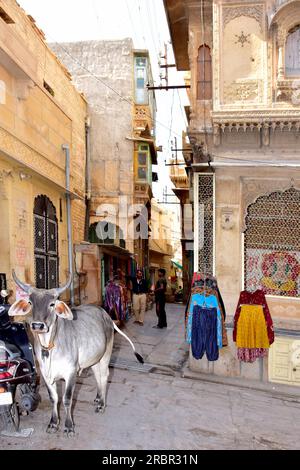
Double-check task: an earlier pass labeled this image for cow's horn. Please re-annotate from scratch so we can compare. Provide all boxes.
[55,273,73,297]
[12,270,33,294]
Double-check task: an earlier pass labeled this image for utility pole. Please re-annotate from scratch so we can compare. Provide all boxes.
[147,43,190,91]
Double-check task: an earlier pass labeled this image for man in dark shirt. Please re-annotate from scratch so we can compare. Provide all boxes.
[153,268,167,329]
[130,269,148,325]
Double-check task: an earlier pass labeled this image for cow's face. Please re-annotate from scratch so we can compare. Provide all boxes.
[9,288,73,333]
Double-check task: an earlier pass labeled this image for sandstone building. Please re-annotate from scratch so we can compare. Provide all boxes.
[0,0,87,300]
[165,0,300,386]
[51,40,158,303]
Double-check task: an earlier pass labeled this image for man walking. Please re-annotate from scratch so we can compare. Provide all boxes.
[130,269,148,325]
[154,268,167,329]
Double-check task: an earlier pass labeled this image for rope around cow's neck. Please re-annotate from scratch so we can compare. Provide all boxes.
[35,316,58,360]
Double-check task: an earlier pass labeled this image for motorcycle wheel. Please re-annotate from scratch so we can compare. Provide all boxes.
[0,403,20,432]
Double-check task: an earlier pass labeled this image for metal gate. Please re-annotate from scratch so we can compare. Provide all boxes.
[34,195,58,289]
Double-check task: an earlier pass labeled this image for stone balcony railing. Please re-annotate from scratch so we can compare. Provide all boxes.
[133,104,155,138]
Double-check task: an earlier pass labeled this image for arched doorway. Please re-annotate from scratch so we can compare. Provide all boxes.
[244,188,300,297]
[34,195,59,289]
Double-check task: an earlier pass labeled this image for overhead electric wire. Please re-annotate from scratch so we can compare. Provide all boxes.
[152,0,163,53]
[125,0,139,46]
[48,38,183,140]
[177,88,188,128]
[168,89,175,148]
[137,0,147,48]
[145,0,160,59]
[204,154,300,165]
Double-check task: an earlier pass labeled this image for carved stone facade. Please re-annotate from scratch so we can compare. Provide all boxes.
[165,0,300,385]
[222,4,264,32]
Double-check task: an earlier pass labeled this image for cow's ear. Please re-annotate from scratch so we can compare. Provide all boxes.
[8,299,31,316]
[54,301,73,320]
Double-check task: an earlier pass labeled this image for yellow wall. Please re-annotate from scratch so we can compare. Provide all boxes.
[0,0,87,289]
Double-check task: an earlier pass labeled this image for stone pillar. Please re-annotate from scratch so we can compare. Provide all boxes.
[277,27,286,81]
[277,45,284,80]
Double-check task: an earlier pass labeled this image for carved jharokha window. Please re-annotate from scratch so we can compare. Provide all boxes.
[197,45,212,100]
[285,25,300,77]
[244,188,300,298]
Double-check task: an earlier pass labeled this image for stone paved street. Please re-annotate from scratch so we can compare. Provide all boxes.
[1,304,300,450]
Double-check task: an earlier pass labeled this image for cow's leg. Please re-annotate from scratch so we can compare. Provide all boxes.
[63,372,76,437]
[46,382,59,433]
[92,339,113,413]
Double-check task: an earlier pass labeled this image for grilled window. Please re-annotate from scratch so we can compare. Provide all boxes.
[244,188,300,297]
[285,25,300,77]
[34,196,58,289]
[197,45,212,100]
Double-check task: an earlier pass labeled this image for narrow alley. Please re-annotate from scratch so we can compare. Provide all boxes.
[1,304,300,451]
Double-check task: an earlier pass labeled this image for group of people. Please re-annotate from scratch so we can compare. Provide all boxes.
[130,268,167,329]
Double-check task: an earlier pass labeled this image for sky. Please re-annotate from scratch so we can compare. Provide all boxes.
[17,0,188,207]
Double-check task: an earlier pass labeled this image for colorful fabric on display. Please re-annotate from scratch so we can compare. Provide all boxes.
[220,309,228,347]
[245,249,300,297]
[236,305,270,349]
[105,281,127,321]
[216,287,226,320]
[233,290,274,345]
[186,293,222,348]
[186,287,227,347]
[191,272,217,288]
[191,306,219,361]
[237,348,268,363]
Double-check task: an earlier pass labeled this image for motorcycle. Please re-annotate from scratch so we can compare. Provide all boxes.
[0,289,40,433]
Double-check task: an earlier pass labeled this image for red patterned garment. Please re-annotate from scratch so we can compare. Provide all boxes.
[233,290,274,345]
[237,348,268,363]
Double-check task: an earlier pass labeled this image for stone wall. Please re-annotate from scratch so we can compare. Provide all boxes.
[0,0,87,288]
[50,39,135,254]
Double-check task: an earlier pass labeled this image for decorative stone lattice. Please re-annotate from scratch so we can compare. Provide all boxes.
[197,174,214,275]
[244,188,300,297]
[223,5,264,32]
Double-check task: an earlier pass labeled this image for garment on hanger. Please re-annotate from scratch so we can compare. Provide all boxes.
[233,290,274,363]
[233,290,274,345]
[191,305,219,361]
[236,305,269,349]
[237,348,268,363]
[104,279,128,321]
[186,273,228,360]
[186,287,227,346]
[186,291,223,348]
[187,273,226,321]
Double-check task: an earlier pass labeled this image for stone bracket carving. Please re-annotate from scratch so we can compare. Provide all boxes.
[276,79,300,105]
[214,120,300,134]
[221,208,235,230]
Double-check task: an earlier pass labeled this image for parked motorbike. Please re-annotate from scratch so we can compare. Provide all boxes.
[0,289,40,432]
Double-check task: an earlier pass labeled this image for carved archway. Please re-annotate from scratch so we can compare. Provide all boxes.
[241,178,300,231]
[244,187,300,297]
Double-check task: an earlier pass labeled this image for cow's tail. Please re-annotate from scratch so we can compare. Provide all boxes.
[113,323,144,364]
